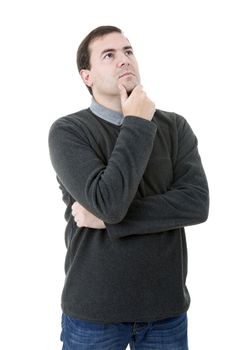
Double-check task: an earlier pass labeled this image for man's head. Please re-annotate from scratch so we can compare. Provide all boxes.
[77,25,141,104]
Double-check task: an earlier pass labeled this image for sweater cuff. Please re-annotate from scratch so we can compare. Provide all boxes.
[123,115,157,134]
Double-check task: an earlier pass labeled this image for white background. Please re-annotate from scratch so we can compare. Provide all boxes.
[0,0,232,349]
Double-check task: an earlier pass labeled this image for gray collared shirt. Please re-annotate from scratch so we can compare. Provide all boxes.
[90,99,124,126]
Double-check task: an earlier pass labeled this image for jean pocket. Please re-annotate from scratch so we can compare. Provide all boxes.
[64,314,106,332]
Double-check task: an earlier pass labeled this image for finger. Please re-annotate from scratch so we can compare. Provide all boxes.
[71,202,77,210]
[118,84,128,103]
[72,202,82,213]
[132,84,143,93]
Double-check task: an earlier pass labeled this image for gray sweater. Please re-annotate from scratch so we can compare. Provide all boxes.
[48,103,209,323]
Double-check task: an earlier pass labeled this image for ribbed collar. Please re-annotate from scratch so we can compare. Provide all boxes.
[90,98,124,126]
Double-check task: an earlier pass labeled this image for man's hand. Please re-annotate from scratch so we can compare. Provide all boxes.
[71,202,106,229]
[118,84,156,121]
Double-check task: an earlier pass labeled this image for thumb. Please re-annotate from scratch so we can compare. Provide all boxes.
[118,84,128,104]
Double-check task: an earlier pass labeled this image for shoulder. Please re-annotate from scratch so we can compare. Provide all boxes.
[49,108,92,130]
[48,108,98,140]
[153,109,186,127]
[48,109,95,148]
[153,109,194,136]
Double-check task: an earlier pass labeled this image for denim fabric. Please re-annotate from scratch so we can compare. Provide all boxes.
[61,313,188,350]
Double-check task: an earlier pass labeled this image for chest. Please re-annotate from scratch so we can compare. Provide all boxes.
[84,117,176,195]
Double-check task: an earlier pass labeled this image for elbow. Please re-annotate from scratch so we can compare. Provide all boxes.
[101,207,126,225]
[199,207,209,224]
[197,191,210,223]
[86,183,128,224]
[103,213,126,225]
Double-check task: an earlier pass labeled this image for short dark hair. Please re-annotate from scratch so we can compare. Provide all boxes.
[76,25,122,95]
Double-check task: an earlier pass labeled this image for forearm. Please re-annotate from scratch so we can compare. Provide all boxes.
[105,182,209,239]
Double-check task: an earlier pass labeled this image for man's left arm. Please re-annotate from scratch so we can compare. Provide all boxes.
[104,116,209,239]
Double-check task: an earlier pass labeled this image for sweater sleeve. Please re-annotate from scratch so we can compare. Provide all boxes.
[105,116,209,239]
[48,115,157,224]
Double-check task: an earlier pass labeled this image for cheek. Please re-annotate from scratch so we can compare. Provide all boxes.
[131,61,140,78]
[134,66,141,80]
[94,72,118,88]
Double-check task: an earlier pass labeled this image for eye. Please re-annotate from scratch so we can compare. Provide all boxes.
[125,49,134,56]
[103,52,114,60]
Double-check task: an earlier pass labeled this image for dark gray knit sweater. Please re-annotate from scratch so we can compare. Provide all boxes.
[48,104,209,324]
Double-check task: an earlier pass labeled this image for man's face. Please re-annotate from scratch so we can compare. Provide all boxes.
[82,32,141,98]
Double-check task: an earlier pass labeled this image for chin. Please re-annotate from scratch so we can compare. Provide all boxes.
[125,84,136,96]
[125,80,137,90]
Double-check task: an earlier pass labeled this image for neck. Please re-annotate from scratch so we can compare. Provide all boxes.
[92,93,122,113]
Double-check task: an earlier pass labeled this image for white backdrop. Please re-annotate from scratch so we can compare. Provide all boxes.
[1,0,232,349]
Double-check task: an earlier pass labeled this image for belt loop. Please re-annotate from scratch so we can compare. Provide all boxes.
[132,322,137,335]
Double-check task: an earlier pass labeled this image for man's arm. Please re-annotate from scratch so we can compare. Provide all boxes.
[49,87,156,224]
[71,116,209,238]
[104,116,209,239]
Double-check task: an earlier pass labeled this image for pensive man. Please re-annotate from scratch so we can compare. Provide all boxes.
[49,25,209,350]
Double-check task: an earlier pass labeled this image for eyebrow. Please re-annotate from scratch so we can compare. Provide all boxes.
[100,45,133,57]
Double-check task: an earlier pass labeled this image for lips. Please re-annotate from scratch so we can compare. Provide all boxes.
[119,72,135,79]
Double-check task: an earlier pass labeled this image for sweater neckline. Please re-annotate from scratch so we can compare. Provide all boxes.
[90,99,124,126]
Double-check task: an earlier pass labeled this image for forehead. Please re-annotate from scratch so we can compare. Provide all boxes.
[89,32,131,57]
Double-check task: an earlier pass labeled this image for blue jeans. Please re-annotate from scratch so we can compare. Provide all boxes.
[61,313,188,349]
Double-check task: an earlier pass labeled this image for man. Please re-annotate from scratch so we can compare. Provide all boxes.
[49,25,209,350]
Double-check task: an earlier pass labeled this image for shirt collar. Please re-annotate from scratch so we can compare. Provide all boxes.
[90,98,124,126]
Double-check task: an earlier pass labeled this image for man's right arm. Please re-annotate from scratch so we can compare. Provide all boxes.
[49,114,156,224]
[49,84,156,224]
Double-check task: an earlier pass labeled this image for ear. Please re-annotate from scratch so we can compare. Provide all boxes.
[80,69,93,88]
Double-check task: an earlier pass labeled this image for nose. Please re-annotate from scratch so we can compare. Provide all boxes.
[116,52,130,68]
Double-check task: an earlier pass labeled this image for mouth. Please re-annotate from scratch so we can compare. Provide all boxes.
[119,72,135,79]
